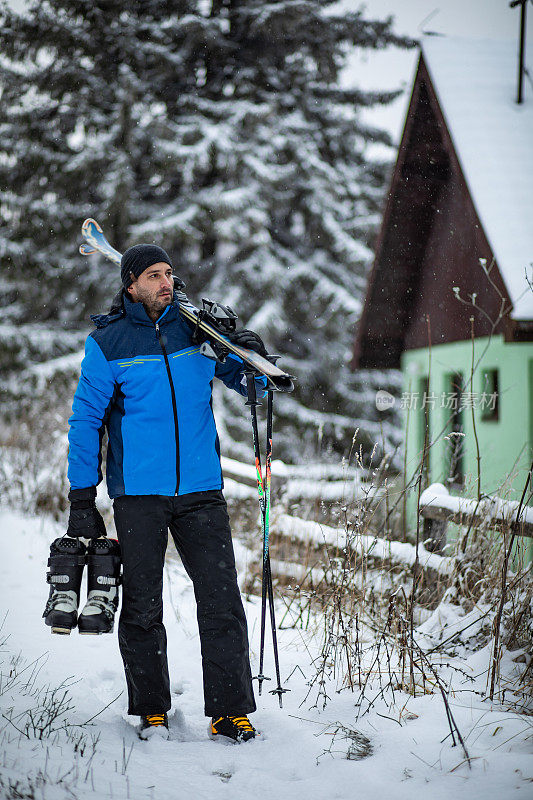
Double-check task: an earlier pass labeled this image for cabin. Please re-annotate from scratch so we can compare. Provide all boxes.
[353,36,533,555]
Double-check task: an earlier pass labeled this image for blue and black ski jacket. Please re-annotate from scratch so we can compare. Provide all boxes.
[67,292,264,498]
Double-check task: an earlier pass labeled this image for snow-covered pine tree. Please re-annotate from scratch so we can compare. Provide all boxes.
[133,1,411,461]
[0,0,199,324]
[0,0,411,462]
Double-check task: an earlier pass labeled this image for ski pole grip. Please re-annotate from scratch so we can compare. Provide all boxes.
[245,372,260,407]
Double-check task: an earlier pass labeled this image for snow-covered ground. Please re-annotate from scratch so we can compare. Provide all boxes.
[0,508,531,799]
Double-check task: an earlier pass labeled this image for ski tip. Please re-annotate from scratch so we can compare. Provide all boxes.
[82,218,103,233]
[79,243,97,256]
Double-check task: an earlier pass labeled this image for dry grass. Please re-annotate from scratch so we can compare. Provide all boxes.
[238,452,533,725]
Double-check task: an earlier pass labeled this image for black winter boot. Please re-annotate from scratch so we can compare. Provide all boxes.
[43,537,86,634]
[78,538,121,634]
[138,713,170,740]
[209,715,258,743]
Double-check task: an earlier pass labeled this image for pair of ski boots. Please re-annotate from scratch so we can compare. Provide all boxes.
[43,537,121,635]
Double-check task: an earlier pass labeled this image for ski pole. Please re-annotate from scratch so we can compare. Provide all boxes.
[263,389,288,707]
[246,374,270,694]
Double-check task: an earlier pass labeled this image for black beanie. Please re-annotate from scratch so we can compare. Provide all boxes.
[121,244,173,288]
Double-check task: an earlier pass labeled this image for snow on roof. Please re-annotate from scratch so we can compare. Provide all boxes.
[422,35,533,320]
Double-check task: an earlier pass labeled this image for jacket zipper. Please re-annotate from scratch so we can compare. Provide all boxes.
[156,322,180,495]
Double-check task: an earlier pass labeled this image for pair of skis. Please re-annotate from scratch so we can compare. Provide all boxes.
[79,218,291,706]
[80,219,294,393]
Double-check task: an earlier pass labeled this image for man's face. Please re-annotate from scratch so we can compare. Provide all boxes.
[127,262,174,316]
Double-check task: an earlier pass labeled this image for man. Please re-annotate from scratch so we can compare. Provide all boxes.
[66,243,267,743]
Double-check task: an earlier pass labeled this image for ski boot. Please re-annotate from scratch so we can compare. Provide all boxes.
[43,537,87,634]
[78,538,121,635]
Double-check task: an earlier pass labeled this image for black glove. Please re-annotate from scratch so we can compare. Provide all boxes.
[227,329,268,358]
[67,487,106,539]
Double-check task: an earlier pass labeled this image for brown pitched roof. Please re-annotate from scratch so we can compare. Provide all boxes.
[353,39,533,370]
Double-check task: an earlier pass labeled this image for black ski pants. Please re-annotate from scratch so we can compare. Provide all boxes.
[113,490,256,718]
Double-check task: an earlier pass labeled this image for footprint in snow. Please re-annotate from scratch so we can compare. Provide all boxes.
[167,709,206,742]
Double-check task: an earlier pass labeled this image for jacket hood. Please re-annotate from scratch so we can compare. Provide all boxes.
[90,290,125,329]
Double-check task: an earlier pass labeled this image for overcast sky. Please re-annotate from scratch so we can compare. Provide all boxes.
[341,0,533,141]
[5,0,532,142]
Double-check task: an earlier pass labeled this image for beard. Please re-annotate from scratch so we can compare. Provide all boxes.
[134,285,173,317]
